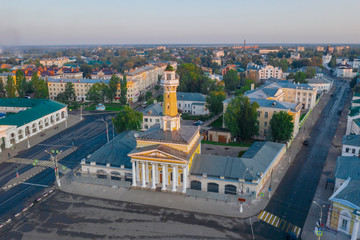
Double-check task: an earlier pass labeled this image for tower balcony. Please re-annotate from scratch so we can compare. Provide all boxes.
[161,79,179,86]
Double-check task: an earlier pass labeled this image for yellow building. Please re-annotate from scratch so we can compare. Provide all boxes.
[128,65,201,192]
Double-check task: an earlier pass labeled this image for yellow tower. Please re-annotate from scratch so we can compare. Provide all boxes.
[161,65,181,131]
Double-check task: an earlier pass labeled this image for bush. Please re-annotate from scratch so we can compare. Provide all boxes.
[154,85,160,91]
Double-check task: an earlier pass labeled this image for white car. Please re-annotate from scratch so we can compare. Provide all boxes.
[22,207,28,212]
[0,224,4,228]
[28,203,34,208]
[5,219,11,224]
[14,213,21,218]
[48,189,54,194]
[43,192,48,197]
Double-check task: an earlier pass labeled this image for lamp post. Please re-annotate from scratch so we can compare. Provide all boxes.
[45,149,63,187]
[240,168,252,213]
[313,200,325,240]
[102,118,109,143]
[80,105,83,121]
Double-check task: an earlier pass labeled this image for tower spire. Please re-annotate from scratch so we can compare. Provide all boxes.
[161,65,181,131]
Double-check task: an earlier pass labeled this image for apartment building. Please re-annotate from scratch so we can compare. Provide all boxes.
[258,49,279,54]
[40,57,71,67]
[126,65,158,97]
[246,62,283,81]
[90,69,122,80]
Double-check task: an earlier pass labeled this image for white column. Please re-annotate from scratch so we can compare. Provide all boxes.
[136,161,140,182]
[172,165,177,192]
[351,218,360,240]
[141,162,146,188]
[132,161,136,187]
[145,162,149,182]
[151,163,156,189]
[161,164,166,191]
[182,166,187,193]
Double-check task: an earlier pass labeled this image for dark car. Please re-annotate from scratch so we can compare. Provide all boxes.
[303,139,309,145]
[338,109,342,115]
[286,232,297,240]
[193,120,204,126]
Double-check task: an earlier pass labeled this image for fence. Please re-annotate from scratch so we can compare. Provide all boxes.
[70,173,131,188]
[186,189,256,204]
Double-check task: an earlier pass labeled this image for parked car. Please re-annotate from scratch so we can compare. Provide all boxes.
[193,120,204,126]
[337,109,342,115]
[303,139,309,145]
[286,232,297,240]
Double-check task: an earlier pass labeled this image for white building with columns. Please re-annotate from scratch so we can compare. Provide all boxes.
[0,99,68,151]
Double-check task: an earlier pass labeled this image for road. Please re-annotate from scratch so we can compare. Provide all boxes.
[0,112,116,221]
[252,79,350,239]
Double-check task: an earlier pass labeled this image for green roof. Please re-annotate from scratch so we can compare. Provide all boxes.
[350,106,360,117]
[354,92,360,97]
[0,99,66,127]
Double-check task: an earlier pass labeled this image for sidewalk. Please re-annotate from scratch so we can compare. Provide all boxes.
[58,87,335,220]
[0,111,82,163]
[301,88,351,240]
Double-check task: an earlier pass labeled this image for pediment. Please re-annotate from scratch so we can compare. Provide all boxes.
[129,149,187,162]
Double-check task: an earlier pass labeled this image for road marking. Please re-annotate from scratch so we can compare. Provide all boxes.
[258,211,301,237]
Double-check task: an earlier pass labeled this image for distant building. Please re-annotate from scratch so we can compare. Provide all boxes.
[90,69,121,80]
[296,46,305,52]
[306,78,333,93]
[213,50,225,58]
[334,61,357,78]
[40,57,70,67]
[221,65,236,76]
[342,135,360,157]
[141,102,162,131]
[290,52,300,60]
[259,49,279,54]
[316,46,325,52]
[212,58,222,66]
[346,104,360,135]
[246,62,283,81]
[177,92,209,115]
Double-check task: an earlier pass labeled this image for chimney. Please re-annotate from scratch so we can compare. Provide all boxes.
[251,83,255,90]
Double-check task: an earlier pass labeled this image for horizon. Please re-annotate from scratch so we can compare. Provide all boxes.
[1,0,360,46]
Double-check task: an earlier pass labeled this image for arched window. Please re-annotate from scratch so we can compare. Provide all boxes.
[110,171,121,180]
[265,112,268,118]
[190,180,201,190]
[207,182,219,193]
[225,184,237,195]
[96,170,107,179]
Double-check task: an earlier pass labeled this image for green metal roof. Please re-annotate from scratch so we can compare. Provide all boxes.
[349,106,360,117]
[0,99,66,127]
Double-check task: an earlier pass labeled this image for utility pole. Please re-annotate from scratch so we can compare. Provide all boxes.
[102,118,109,143]
[45,149,63,187]
[80,105,83,121]
[313,200,324,240]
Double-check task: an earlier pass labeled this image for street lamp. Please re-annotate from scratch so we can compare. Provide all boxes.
[102,118,109,143]
[313,200,325,240]
[80,105,83,121]
[45,149,63,187]
[240,168,252,213]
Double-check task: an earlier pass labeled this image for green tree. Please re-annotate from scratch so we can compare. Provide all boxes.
[293,71,307,83]
[86,82,103,103]
[15,70,26,97]
[328,55,337,68]
[206,90,226,115]
[305,67,316,78]
[224,96,259,141]
[5,75,17,98]
[64,82,76,103]
[177,63,216,94]
[0,80,6,98]
[279,59,288,72]
[223,69,240,92]
[31,73,48,99]
[146,91,152,100]
[112,106,143,133]
[350,76,358,89]
[270,111,294,142]
[120,75,128,104]
[80,63,93,78]
[108,74,120,103]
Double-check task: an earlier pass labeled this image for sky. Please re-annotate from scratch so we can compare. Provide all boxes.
[0,0,359,46]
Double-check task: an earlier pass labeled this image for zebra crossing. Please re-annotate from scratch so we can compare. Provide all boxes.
[258,210,301,237]
[7,158,71,174]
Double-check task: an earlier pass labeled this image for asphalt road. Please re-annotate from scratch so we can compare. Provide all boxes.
[0,191,260,240]
[252,79,350,240]
[0,112,116,221]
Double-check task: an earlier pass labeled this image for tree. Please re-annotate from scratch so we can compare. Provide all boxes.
[0,80,6,98]
[31,73,48,99]
[86,82,103,103]
[206,90,226,115]
[80,63,92,78]
[177,63,216,94]
[108,74,120,103]
[146,91,152,100]
[63,82,76,103]
[120,75,128,104]
[223,69,240,92]
[328,55,337,68]
[224,96,259,141]
[270,111,294,142]
[305,67,316,79]
[350,76,358,89]
[15,70,26,97]
[5,75,17,98]
[112,106,143,133]
[293,71,307,83]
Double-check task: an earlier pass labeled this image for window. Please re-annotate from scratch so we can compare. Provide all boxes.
[155,119,159,123]
[257,111,261,117]
[341,219,348,230]
[352,149,355,154]
[309,93,312,96]
[346,148,349,153]
[264,121,267,127]
[145,118,148,122]
[265,112,268,118]
[179,103,181,107]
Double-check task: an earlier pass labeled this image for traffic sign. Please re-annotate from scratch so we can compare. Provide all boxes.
[260,192,264,197]
[238,198,246,202]
[269,187,272,192]
[34,159,38,163]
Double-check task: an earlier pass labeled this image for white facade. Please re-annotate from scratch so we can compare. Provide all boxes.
[0,107,68,151]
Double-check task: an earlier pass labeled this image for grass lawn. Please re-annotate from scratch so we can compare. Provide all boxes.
[300,113,307,121]
[84,103,124,111]
[210,116,223,128]
[201,140,253,147]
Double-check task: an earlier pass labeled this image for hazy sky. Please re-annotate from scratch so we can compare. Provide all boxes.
[1,0,359,46]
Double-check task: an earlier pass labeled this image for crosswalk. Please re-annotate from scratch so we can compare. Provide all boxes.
[7,158,71,174]
[258,210,301,237]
